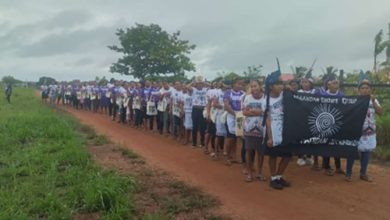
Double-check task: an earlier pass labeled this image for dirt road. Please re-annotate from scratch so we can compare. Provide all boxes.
[63,107,390,220]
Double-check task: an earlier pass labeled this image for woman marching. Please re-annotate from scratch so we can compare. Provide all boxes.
[263,70,292,190]
[242,79,266,182]
[223,78,245,165]
[345,73,383,182]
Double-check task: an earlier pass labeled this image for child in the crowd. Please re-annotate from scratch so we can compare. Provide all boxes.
[159,81,173,135]
[288,79,299,92]
[213,81,227,159]
[242,80,266,182]
[171,81,184,141]
[142,80,154,130]
[180,86,193,145]
[133,82,143,128]
[345,75,383,182]
[205,82,218,154]
[223,78,245,165]
[263,70,292,190]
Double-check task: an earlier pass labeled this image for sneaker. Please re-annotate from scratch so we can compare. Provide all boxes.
[360,175,373,182]
[269,179,283,190]
[278,178,291,187]
[345,175,352,182]
[297,158,306,166]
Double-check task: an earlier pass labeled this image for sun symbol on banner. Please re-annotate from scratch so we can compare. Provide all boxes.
[308,104,343,138]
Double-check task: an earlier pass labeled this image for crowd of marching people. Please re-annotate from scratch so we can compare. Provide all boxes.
[40,71,383,190]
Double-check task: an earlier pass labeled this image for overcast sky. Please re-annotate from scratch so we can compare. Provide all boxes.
[1,0,390,82]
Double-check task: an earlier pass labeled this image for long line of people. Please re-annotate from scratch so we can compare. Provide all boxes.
[40,72,383,190]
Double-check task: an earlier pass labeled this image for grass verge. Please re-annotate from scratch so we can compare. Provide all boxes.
[0,88,135,219]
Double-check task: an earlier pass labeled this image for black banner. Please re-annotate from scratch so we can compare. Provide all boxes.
[280,91,370,158]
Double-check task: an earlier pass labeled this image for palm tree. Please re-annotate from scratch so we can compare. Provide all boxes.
[374,29,385,72]
[321,66,338,81]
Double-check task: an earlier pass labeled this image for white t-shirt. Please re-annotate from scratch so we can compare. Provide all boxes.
[243,94,265,138]
[171,89,183,116]
[192,87,208,107]
[262,93,283,146]
[297,89,316,94]
[358,99,380,152]
[181,93,193,113]
[160,87,174,104]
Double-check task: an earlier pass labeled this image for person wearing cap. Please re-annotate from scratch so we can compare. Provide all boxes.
[262,70,292,190]
[345,74,383,182]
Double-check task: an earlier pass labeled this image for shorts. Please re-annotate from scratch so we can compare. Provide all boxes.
[174,115,181,126]
[225,123,236,139]
[207,120,216,135]
[265,146,292,158]
[245,136,265,154]
[142,106,151,119]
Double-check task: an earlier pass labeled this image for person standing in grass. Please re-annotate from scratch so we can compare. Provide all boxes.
[345,75,383,182]
[263,70,292,190]
[242,80,266,182]
[5,83,12,104]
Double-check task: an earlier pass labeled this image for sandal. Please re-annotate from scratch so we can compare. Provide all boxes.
[360,175,373,182]
[325,168,334,176]
[335,169,346,175]
[225,159,232,166]
[245,175,253,182]
[312,164,321,171]
[256,174,267,181]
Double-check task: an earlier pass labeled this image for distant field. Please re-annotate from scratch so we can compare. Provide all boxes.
[0,88,135,219]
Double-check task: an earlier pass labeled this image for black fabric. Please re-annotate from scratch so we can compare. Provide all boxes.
[192,107,206,146]
[281,91,369,158]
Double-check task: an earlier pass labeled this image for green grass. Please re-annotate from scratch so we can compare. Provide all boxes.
[0,88,136,219]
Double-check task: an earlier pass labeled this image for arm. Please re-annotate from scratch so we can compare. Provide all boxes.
[243,108,263,117]
[265,112,273,148]
[224,99,235,116]
[371,96,383,116]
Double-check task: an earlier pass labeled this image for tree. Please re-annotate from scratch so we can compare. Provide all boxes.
[374,30,385,72]
[2,76,22,85]
[242,65,263,80]
[321,66,338,81]
[291,66,308,79]
[37,76,57,86]
[108,23,196,79]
